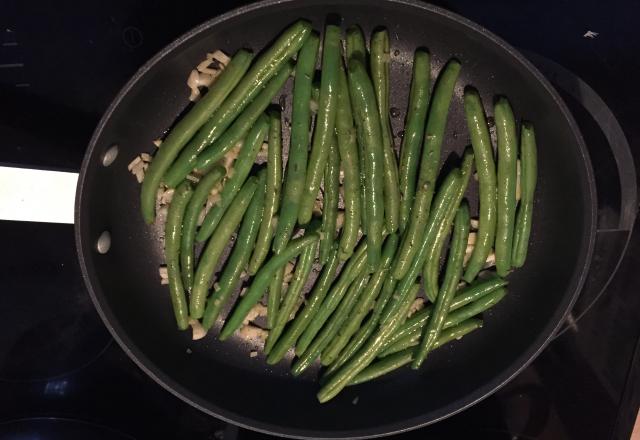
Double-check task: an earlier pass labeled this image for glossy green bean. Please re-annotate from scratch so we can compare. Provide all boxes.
[381,275,507,351]
[317,283,419,403]
[334,61,361,260]
[265,221,320,354]
[423,148,474,302]
[196,115,269,242]
[350,319,483,385]
[160,21,310,188]
[180,166,226,292]
[320,136,340,263]
[298,25,341,225]
[323,276,398,377]
[139,50,253,224]
[393,59,461,279]
[345,25,367,63]
[201,171,266,330]
[248,111,283,274]
[190,176,258,319]
[512,122,538,268]
[346,25,369,239]
[219,233,320,340]
[381,287,507,356]
[322,233,399,365]
[266,247,340,364]
[494,97,518,276]
[463,88,497,282]
[348,57,385,271]
[292,272,369,376]
[164,181,193,330]
[413,201,470,368]
[380,169,462,325]
[296,240,368,355]
[189,63,293,178]
[371,29,400,233]
[398,50,430,231]
[272,34,320,254]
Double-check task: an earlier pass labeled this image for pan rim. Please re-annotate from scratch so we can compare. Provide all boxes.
[75,0,597,438]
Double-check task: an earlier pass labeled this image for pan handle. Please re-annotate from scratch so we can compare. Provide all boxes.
[0,165,77,224]
[525,52,638,333]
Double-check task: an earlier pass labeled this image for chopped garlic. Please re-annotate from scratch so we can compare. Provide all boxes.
[153,138,163,148]
[238,324,269,344]
[256,142,269,163]
[470,218,479,230]
[189,318,207,340]
[467,232,477,246]
[243,303,268,325]
[407,298,425,317]
[128,153,151,183]
[483,252,496,268]
[283,261,295,284]
[159,266,168,285]
[249,351,258,358]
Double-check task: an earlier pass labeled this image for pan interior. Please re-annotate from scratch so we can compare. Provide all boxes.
[77,0,595,437]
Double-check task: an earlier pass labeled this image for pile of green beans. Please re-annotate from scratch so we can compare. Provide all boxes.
[136,19,538,403]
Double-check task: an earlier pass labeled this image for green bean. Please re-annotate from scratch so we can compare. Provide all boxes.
[346,25,367,63]
[380,169,462,324]
[463,88,497,282]
[248,111,283,274]
[512,122,538,268]
[423,148,474,302]
[317,283,419,403]
[346,25,369,234]
[189,63,294,178]
[348,57,385,271]
[381,275,507,351]
[494,97,518,276]
[398,50,430,231]
[381,287,507,356]
[350,319,483,385]
[393,59,461,279]
[292,272,370,376]
[324,276,398,377]
[190,176,258,319]
[265,221,320,354]
[413,201,470,368]
[320,136,340,263]
[160,21,310,188]
[334,61,361,260]
[139,50,253,224]
[201,171,266,330]
[267,268,284,329]
[180,166,226,292]
[266,247,340,364]
[219,233,320,340]
[296,240,368,355]
[322,233,399,365]
[371,29,400,234]
[298,25,341,225]
[196,115,269,242]
[272,34,320,254]
[164,181,193,330]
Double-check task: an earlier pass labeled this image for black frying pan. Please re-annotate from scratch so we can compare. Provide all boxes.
[75,0,597,438]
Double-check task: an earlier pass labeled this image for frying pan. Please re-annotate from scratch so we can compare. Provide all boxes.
[75,0,597,437]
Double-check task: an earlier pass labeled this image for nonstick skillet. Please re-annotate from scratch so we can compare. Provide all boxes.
[75,0,596,437]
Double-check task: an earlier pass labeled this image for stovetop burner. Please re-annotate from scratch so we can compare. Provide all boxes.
[0,418,134,440]
[0,221,111,383]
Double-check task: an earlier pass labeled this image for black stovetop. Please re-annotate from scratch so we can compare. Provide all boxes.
[1,1,639,439]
